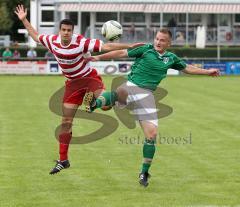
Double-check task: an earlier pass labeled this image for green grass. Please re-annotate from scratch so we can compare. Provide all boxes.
[0,75,240,207]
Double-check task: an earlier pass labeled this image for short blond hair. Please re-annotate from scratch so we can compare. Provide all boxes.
[158,28,172,39]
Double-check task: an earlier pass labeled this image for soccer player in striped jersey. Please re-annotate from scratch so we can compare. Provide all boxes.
[15,4,143,175]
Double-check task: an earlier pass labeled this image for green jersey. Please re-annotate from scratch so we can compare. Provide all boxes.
[127,44,186,91]
[2,50,12,58]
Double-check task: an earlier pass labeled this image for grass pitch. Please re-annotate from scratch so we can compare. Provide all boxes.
[0,75,239,207]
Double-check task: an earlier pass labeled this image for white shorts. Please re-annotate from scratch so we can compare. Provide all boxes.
[116,81,158,126]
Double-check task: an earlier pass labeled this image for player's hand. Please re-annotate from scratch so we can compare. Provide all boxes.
[208,68,220,77]
[85,56,100,62]
[15,5,27,21]
[129,42,145,49]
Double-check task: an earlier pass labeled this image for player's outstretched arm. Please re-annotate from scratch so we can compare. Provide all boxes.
[88,50,128,61]
[182,64,220,76]
[101,42,144,52]
[15,4,39,43]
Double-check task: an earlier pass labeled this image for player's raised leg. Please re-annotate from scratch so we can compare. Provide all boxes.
[83,91,118,112]
[83,87,128,112]
[49,103,78,175]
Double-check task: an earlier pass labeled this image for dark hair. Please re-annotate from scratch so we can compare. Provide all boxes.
[59,19,74,30]
[158,28,172,39]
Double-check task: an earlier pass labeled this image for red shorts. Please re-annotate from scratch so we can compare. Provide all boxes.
[63,69,105,105]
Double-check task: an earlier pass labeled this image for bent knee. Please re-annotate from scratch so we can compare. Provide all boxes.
[61,118,73,131]
[146,128,157,140]
[116,88,128,104]
[62,117,73,124]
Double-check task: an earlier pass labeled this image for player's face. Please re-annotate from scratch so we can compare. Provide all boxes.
[154,32,171,53]
[59,24,73,44]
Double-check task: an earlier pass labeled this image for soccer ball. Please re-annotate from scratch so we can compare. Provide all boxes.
[101,20,123,41]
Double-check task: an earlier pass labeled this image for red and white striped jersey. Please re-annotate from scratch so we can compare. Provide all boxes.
[38,34,103,79]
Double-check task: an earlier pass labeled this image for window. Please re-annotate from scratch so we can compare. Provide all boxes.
[122,13,145,23]
[41,10,54,22]
[41,4,54,6]
[178,14,186,23]
[66,12,78,25]
[189,14,201,23]
[207,14,217,27]
[96,12,117,23]
[219,14,230,26]
[151,13,160,23]
[40,5,55,26]
[163,14,175,24]
[235,14,240,23]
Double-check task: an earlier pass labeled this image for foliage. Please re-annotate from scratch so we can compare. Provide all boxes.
[0,0,30,39]
[0,3,13,34]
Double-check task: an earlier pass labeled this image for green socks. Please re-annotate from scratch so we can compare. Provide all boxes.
[95,91,118,109]
[142,163,151,174]
[141,138,156,173]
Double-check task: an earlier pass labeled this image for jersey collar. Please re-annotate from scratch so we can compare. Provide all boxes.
[59,34,74,48]
[157,51,167,56]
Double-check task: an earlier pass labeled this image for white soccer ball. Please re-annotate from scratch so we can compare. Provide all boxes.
[101,20,123,41]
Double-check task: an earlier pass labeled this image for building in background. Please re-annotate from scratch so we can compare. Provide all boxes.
[29,0,240,47]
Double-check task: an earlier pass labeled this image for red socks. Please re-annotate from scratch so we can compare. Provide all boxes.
[59,132,72,161]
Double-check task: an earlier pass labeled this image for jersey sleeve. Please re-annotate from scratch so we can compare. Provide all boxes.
[127,44,151,58]
[171,55,187,71]
[38,34,54,53]
[82,38,103,53]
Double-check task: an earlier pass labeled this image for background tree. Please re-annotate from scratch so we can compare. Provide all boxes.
[0,3,13,34]
[0,0,30,41]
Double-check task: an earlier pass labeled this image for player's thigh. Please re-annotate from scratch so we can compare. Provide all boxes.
[87,69,105,98]
[137,91,158,139]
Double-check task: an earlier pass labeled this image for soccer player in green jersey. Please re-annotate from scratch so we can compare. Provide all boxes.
[84,28,219,187]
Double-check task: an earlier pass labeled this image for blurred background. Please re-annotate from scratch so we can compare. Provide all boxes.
[0,0,240,67]
[1,1,240,206]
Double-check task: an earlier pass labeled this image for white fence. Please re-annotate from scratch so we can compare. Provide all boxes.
[0,61,179,75]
